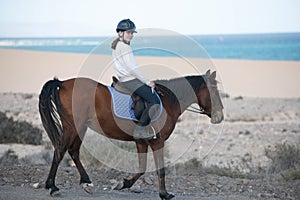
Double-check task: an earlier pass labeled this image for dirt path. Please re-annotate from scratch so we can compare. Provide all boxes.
[0,165,299,200]
[0,185,254,200]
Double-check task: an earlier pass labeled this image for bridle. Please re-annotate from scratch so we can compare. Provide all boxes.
[186,105,209,115]
[186,83,221,117]
[155,78,221,117]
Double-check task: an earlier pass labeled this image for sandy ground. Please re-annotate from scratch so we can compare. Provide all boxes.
[0,49,300,199]
[1,49,300,97]
[0,93,299,169]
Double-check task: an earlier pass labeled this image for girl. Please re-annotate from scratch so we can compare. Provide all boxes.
[111,19,160,140]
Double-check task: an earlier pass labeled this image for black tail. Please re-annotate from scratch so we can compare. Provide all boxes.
[39,78,65,149]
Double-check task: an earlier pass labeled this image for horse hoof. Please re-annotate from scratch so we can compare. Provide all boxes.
[167,194,175,200]
[159,193,175,200]
[112,181,124,190]
[82,183,94,194]
[50,188,61,197]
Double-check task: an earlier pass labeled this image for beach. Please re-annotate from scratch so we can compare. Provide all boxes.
[1,48,300,97]
[0,49,299,199]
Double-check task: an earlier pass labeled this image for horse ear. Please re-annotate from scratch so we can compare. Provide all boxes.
[210,71,217,81]
[205,70,211,77]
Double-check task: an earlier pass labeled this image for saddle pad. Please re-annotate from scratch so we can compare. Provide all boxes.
[107,86,163,122]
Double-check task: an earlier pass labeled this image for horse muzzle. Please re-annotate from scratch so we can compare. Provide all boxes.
[210,110,224,124]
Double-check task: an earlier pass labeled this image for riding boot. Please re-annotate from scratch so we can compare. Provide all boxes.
[133,108,154,140]
[133,125,149,140]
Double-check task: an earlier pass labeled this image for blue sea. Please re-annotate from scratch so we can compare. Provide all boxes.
[0,33,300,61]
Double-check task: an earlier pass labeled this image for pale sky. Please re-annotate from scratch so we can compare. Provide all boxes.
[0,0,299,37]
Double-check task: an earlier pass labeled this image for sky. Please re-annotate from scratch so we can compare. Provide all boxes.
[0,0,300,37]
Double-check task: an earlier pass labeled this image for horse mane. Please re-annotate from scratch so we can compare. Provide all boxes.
[155,75,206,107]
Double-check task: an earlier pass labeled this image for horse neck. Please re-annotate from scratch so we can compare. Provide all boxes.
[157,76,205,114]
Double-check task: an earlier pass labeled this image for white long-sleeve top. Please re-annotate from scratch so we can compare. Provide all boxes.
[112,41,150,85]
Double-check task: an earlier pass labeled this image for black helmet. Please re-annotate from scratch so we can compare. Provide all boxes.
[116,19,137,33]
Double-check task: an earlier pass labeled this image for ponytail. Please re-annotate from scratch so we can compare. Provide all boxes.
[111,38,120,50]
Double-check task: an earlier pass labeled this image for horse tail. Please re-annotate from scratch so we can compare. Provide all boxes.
[39,78,65,149]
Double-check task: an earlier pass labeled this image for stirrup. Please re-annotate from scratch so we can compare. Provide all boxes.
[150,125,157,139]
[133,125,157,140]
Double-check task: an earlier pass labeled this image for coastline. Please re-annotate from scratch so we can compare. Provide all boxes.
[1,48,300,97]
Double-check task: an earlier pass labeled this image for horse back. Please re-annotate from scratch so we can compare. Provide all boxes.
[58,78,109,122]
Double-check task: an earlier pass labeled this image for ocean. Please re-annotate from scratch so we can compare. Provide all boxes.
[0,33,299,61]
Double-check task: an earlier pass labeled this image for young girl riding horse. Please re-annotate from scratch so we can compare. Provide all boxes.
[111,19,160,140]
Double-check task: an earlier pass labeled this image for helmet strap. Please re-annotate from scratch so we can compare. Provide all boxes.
[118,31,124,39]
[118,31,130,45]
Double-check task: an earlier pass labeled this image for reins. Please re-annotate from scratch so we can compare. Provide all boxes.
[186,105,205,114]
[185,83,221,116]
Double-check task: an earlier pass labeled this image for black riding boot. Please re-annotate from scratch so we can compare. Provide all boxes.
[133,108,152,140]
[133,105,160,140]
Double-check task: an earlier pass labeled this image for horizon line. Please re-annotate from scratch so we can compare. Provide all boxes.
[0,31,300,39]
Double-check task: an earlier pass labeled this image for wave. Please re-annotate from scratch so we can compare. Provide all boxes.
[0,38,106,47]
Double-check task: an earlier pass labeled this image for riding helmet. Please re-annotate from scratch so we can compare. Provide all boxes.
[116,19,137,33]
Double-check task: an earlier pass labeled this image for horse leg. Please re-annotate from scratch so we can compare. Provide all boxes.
[45,147,67,196]
[151,142,175,200]
[114,142,148,190]
[68,130,94,194]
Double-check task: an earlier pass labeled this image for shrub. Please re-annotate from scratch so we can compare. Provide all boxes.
[0,149,19,165]
[175,158,201,171]
[265,142,300,180]
[265,142,300,173]
[0,111,42,145]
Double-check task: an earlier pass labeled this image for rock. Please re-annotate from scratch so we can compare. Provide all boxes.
[82,183,94,194]
[112,181,124,190]
[130,185,142,193]
[103,186,109,191]
[2,177,9,183]
[216,184,223,189]
[32,182,40,189]
[207,177,217,186]
[257,192,277,198]
[109,179,117,184]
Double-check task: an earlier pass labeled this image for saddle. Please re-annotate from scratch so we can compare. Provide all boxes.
[111,76,147,120]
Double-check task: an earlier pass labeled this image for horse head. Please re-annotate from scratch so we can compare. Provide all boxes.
[198,70,224,124]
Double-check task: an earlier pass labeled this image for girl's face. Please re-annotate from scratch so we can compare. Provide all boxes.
[119,31,134,42]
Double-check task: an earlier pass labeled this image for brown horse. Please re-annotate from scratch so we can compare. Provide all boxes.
[39,70,224,200]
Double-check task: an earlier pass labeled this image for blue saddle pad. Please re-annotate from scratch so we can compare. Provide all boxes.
[107,86,163,122]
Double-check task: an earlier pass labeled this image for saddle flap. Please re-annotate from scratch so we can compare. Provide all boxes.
[107,86,163,123]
